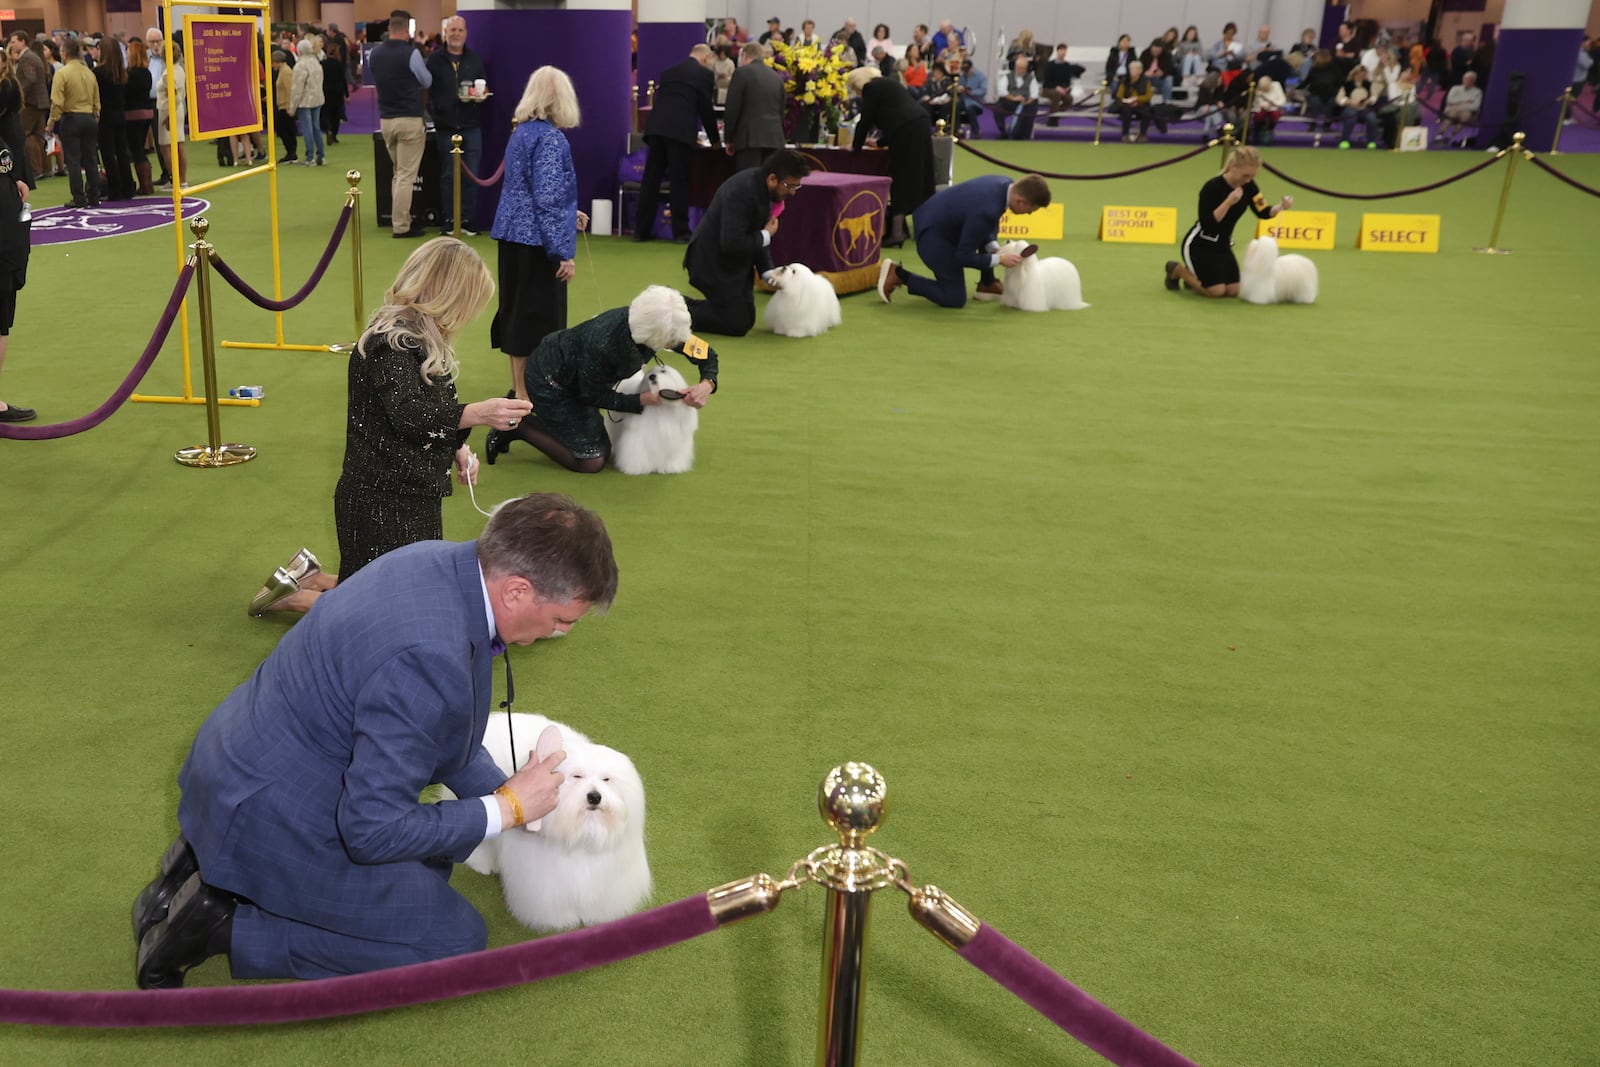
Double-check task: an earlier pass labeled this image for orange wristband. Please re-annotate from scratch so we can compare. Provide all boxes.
[494,785,524,827]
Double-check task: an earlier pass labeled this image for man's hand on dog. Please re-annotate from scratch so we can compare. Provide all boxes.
[505,749,566,826]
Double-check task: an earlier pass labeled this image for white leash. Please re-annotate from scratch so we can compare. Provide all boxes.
[461,450,495,518]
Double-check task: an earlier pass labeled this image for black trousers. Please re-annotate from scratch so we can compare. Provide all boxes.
[684,284,755,337]
[98,114,133,198]
[275,108,298,159]
[58,113,101,204]
[635,135,694,238]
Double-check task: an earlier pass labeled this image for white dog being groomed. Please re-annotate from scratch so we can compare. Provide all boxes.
[762,263,843,338]
[997,240,1090,312]
[604,362,699,475]
[462,713,652,932]
[1239,235,1319,305]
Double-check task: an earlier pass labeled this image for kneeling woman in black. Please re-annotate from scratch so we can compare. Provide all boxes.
[1165,146,1293,298]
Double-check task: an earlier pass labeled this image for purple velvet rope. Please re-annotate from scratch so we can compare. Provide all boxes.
[956,138,1212,180]
[958,924,1203,1067]
[461,159,505,188]
[0,893,718,1028]
[1529,154,1600,199]
[0,263,196,442]
[207,203,352,313]
[1259,152,1503,200]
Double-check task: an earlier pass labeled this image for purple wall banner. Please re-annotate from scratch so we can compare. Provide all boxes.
[184,15,263,140]
[636,21,707,93]
[1478,26,1585,153]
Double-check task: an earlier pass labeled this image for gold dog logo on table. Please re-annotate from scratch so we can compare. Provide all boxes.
[832,189,886,267]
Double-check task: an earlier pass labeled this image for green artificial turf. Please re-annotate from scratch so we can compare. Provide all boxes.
[1,140,1597,1066]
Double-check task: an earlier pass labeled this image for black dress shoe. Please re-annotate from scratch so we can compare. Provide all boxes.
[136,873,236,990]
[0,404,36,423]
[483,428,509,465]
[1164,260,1182,291]
[131,835,200,943]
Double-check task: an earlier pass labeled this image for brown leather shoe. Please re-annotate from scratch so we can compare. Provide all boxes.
[974,280,1004,301]
[877,259,901,303]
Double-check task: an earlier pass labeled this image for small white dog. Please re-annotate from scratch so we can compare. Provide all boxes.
[463,713,652,932]
[997,240,1090,312]
[605,362,698,475]
[763,263,842,338]
[1239,235,1319,305]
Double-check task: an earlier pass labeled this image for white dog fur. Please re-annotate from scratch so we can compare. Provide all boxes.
[605,362,698,475]
[1239,235,1319,305]
[998,239,1090,312]
[763,263,842,338]
[463,713,652,932]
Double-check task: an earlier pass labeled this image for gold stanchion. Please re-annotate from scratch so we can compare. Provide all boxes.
[175,218,256,468]
[1093,80,1108,145]
[647,79,656,108]
[1219,123,1237,166]
[451,134,464,238]
[1241,79,1255,146]
[631,85,640,133]
[935,118,947,140]
[1474,132,1524,255]
[1552,88,1572,155]
[344,170,365,347]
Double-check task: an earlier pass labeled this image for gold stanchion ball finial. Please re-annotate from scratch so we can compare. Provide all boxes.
[346,169,362,189]
[1511,132,1525,148]
[819,762,888,847]
[452,133,463,150]
[190,216,210,239]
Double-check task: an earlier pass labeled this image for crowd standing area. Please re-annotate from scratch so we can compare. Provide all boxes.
[0,8,1598,1067]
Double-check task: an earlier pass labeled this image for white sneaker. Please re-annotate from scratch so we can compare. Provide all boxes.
[877,258,899,303]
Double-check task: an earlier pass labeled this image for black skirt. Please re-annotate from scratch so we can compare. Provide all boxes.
[882,119,936,217]
[490,240,567,359]
[1180,224,1240,288]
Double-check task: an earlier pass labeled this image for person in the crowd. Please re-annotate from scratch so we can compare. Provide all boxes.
[1438,69,1482,144]
[135,493,615,987]
[724,40,786,172]
[0,49,35,191]
[758,17,783,46]
[1246,24,1275,67]
[47,37,99,206]
[918,55,954,123]
[877,172,1050,308]
[1175,25,1206,78]
[992,54,1040,139]
[1289,27,1318,78]
[425,16,487,234]
[1006,28,1037,70]
[320,38,351,145]
[122,37,153,194]
[1114,59,1157,142]
[487,66,586,410]
[1165,145,1291,299]
[797,19,821,48]
[270,47,297,164]
[839,18,867,66]
[1449,31,1476,90]
[1041,43,1084,122]
[0,123,32,422]
[1210,22,1245,71]
[370,11,432,238]
[1302,49,1342,128]
[86,35,130,197]
[1568,43,1591,113]
[1336,62,1382,149]
[848,67,934,247]
[7,33,49,183]
[1140,38,1174,103]
[681,147,807,336]
[870,23,894,57]
[635,44,720,242]
[900,42,928,92]
[489,286,712,473]
[1105,33,1136,83]
[1249,74,1286,144]
[1376,47,1419,145]
[931,19,956,59]
[247,238,531,616]
[710,42,735,105]
[289,37,325,166]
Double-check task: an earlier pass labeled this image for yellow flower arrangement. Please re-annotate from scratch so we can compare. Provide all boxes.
[768,38,851,142]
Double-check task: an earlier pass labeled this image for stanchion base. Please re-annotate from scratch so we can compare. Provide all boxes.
[174,443,257,467]
[1471,247,1514,255]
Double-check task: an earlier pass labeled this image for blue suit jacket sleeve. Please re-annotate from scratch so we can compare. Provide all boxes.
[531,132,577,259]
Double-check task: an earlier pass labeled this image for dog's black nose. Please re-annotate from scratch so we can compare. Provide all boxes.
[586,790,602,807]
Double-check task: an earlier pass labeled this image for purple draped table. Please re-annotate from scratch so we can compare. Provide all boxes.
[688,144,892,207]
[763,170,892,295]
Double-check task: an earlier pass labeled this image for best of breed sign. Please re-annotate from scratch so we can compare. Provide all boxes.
[1357,213,1441,253]
[1098,205,1178,244]
[185,15,262,140]
[998,203,1065,241]
[1256,210,1336,250]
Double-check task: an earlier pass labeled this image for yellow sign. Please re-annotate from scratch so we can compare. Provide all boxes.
[998,203,1065,241]
[1256,211,1336,250]
[1097,205,1179,245]
[1357,213,1441,253]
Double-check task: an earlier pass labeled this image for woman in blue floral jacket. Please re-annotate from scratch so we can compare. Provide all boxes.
[490,66,588,404]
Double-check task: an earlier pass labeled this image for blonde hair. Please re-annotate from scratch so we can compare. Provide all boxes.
[847,66,881,94]
[360,238,495,382]
[513,66,581,128]
[1226,145,1261,173]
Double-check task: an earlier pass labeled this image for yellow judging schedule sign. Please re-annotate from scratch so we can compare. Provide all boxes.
[998,203,1065,241]
[1357,213,1441,253]
[185,15,263,140]
[1098,205,1178,244]
[1256,210,1336,249]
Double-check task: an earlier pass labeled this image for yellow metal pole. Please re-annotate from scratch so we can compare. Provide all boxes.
[175,218,256,467]
[631,85,639,133]
[1241,78,1255,146]
[1093,79,1107,145]
[348,170,366,342]
[647,79,656,108]
[1220,123,1236,166]
[1551,88,1572,155]
[1475,132,1524,255]
[452,133,464,238]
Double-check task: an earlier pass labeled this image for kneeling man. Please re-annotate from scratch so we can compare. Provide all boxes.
[878,173,1051,308]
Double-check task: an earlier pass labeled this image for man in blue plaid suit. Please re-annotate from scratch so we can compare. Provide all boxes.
[132,494,618,987]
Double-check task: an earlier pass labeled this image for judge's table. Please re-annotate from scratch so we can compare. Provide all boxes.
[759,170,893,296]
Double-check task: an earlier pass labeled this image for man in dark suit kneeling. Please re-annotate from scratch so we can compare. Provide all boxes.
[635,44,722,242]
[681,148,809,336]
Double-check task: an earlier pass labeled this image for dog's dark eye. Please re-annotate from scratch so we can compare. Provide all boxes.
[602,777,611,782]
[571,773,584,779]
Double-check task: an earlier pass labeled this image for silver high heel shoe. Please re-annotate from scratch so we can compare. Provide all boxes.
[247,567,299,617]
[282,547,321,585]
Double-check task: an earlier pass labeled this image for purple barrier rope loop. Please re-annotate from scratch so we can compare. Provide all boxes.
[0,263,197,442]
[1528,154,1600,199]
[956,138,1212,181]
[207,203,353,313]
[957,924,1203,1067]
[1258,151,1503,200]
[461,159,506,189]
[0,893,718,1028]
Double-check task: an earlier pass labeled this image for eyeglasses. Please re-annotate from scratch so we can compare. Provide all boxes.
[778,179,804,192]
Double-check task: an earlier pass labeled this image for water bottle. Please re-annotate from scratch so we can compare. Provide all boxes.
[229,386,264,399]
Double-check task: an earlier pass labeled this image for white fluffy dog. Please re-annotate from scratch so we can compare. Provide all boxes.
[605,362,698,475]
[1239,235,1319,305]
[763,263,842,338]
[463,713,652,932]
[997,240,1090,312]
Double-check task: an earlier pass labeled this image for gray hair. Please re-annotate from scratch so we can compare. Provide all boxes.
[478,494,618,609]
[296,37,314,57]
